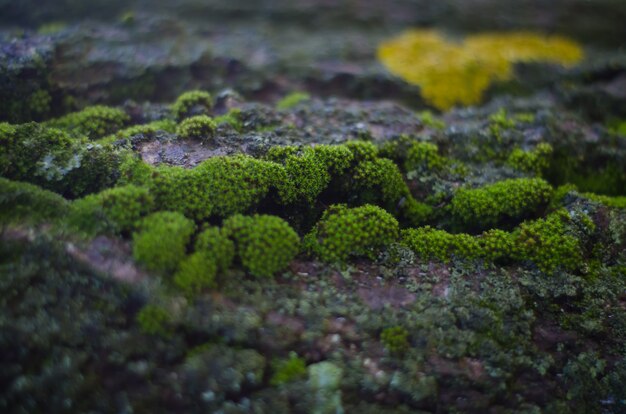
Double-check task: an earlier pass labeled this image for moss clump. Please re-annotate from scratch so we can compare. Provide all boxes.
[172,90,213,120]
[1,122,77,185]
[353,158,432,225]
[176,115,217,141]
[583,193,626,209]
[1,122,128,198]
[270,352,308,386]
[514,209,591,273]
[101,119,177,144]
[0,177,69,225]
[47,105,129,140]
[450,178,553,230]
[378,29,583,110]
[479,228,518,262]
[305,204,399,263]
[173,252,218,296]
[222,214,300,278]
[69,185,154,235]
[271,148,331,204]
[132,211,195,273]
[136,304,172,336]
[276,92,310,110]
[194,227,235,272]
[506,143,553,175]
[150,155,285,221]
[404,141,448,174]
[213,108,243,132]
[308,144,354,175]
[380,326,410,354]
[401,226,481,262]
[344,140,379,163]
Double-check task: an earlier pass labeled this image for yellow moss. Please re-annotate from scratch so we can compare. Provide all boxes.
[377,30,583,110]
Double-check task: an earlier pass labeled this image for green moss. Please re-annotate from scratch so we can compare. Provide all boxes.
[401,226,481,262]
[1,122,78,184]
[222,214,300,278]
[506,143,553,175]
[132,211,195,273]
[213,108,243,131]
[27,90,52,119]
[352,157,432,225]
[101,119,177,145]
[308,144,354,175]
[276,92,310,110]
[62,143,130,198]
[37,22,68,35]
[404,141,447,174]
[136,304,172,336]
[450,178,553,230]
[583,192,626,209]
[479,228,517,262]
[270,352,308,386]
[608,119,626,136]
[1,122,127,198]
[47,105,129,140]
[176,115,217,141]
[402,208,592,273]
[344,140,379,163]
[417,111,445,130]
[173,252,218,296]
[354,158,407,205]
[274,149,331,205]
[514,209,591,273]
[380,326,410,354]
[194,227,235,272]
[117,155,155,187]
[0,177,69,225]
[69,185,154,235]
[150,155,285,221]
[172,90,213,120]
[304,204,399,263]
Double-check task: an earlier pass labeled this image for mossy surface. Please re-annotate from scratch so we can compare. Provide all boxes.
[1,19,626,413]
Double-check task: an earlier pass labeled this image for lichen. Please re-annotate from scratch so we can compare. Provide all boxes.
[378,30,583,110]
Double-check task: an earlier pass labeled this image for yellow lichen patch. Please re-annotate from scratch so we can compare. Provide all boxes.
[377,30,583,110]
